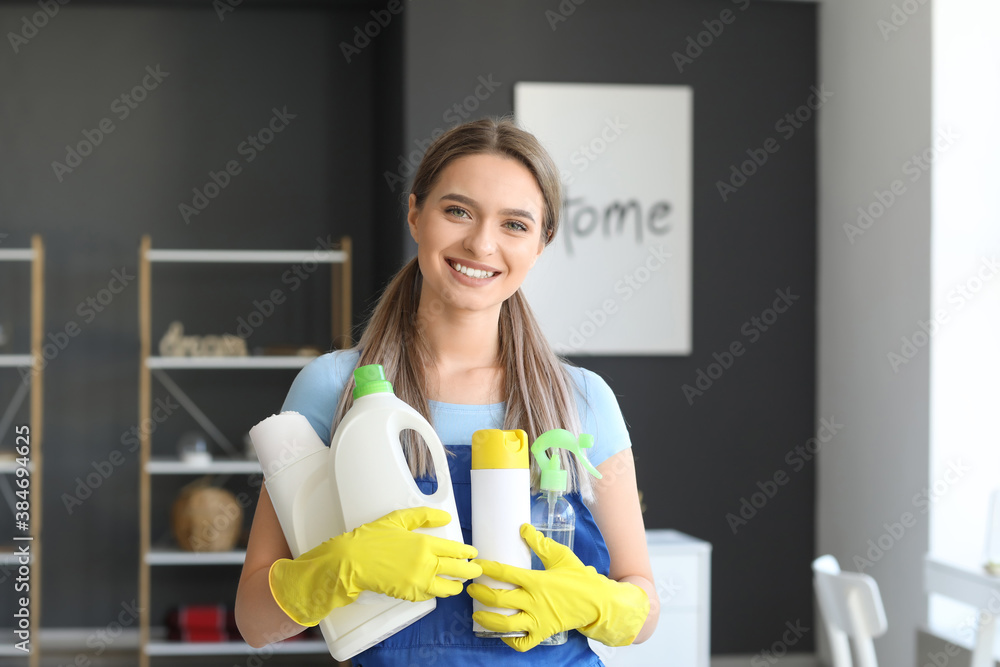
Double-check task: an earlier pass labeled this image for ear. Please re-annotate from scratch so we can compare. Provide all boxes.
[407,194,419,243]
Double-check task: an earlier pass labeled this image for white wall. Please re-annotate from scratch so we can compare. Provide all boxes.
[816,1,932,666]
[929,0,1000,647]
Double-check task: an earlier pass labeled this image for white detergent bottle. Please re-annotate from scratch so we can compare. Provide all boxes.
[470,429,531,638]
[249,363,464,662]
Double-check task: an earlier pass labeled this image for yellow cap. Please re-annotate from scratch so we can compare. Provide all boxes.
[471,429,529,469]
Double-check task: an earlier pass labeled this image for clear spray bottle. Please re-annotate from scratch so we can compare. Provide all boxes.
[529,429,603,646]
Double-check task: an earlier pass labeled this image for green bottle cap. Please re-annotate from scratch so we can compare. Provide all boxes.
[530,429,603,493]
[352,364,394,399]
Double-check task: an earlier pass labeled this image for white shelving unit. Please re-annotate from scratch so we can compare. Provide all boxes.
[137,235,351,666]
[0,550,33,566]
[0,644,29,658]
[0,355,35,367]
[146,547,247,566]
[0,236,44,667]
[146,356,317,370]
[146,458,262,475]
[145,634,328,657]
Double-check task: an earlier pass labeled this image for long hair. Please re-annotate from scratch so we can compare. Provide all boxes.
[330,116,597,503]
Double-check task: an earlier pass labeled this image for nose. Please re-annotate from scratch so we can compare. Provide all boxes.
[463,220,497,257]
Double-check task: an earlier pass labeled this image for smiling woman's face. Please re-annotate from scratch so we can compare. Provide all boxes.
[407,152,547,314]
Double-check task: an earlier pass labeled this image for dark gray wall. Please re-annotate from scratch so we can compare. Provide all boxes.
[402,0,818,655]
[0,1,399,647]
[0,0,817,659]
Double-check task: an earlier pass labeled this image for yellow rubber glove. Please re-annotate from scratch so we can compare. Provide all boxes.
[268,507,481,627]
[467,523,649,651]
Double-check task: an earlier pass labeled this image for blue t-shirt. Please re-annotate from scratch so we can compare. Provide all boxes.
[279,348,630,665]
[280,348,632,464]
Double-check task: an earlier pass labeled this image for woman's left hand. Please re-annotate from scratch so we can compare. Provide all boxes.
[467,523,650,652]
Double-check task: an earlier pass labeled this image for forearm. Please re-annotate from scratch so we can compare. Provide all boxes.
[619,574,659,644]
[234,566,308,648]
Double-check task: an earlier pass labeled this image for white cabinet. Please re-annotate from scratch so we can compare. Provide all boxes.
[590,529,712,667]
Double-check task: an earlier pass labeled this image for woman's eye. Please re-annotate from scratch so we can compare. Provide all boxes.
[445,206,469,219]
[505,221,528,232]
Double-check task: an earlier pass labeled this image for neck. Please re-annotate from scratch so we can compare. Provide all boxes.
[414,290,501,372]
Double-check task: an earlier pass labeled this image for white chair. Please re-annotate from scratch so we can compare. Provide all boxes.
[812,555,888,667]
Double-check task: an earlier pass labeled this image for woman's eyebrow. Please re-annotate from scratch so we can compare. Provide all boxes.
[440,193,536,224]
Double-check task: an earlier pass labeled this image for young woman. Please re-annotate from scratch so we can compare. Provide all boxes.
[235,116,658,666]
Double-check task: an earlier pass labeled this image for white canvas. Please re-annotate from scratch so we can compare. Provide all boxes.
[515,82,693,355]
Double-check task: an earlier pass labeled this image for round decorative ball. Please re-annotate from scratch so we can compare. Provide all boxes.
[171,484,243,552]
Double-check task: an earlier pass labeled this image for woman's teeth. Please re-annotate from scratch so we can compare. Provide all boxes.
[450,260,496,279]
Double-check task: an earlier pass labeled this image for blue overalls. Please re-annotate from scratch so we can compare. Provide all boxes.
[352,445,609,667]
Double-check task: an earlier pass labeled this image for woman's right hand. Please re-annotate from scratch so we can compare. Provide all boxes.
[267,506,482,627]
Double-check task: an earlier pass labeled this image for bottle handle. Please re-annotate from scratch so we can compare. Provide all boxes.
[392,411,453,507]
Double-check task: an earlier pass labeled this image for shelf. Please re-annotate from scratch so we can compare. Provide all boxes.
[3,236,43,667]
[0,248,35,261]
[0,642,29,656]
[0,354,33,367]
[146,248,347,264]
[145,636,327,656]
[138,235,351,667]
[147,457,260,475]
[146,356,317,369]
[146,547,246,566]
[0,550,31,566]
[0,458,34,474]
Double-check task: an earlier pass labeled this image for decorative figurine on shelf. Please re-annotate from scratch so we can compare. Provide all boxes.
[177,431,212,466]
[158,320,248,357]
[171,477,243,552]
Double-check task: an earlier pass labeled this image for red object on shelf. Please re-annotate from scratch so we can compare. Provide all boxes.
[165,603,320,642]
[165,604,239,642]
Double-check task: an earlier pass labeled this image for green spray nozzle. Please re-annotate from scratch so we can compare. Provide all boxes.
[530,429,603,493]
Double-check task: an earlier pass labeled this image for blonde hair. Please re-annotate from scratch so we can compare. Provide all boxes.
[330,116,596,503]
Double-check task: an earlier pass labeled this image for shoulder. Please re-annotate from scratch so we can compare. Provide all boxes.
[561,362,623,414]
[280,348,361,446]
[289,348,360,390]
[559,361,632,467]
